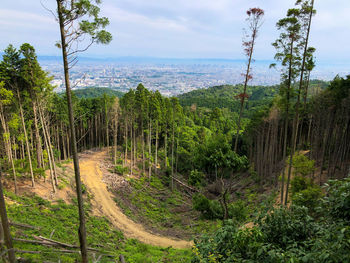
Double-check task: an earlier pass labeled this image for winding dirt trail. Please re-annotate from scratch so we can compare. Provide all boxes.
[79,151,192,249]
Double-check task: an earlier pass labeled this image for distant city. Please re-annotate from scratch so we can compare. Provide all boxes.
[40,57,350,96]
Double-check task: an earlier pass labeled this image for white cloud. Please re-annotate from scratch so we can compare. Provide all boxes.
[0,0,349,61]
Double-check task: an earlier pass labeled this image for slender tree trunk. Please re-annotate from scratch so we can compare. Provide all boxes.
[0,109,17,194]
[164,131,168,169]
[39,105,58,187]
[114,118,118,165]
[32,102,42,168]
[234,32,256,152]
[124,120,128,167]
[155,121,158,174]
[133,124,136,165]
[38,104,56,193]
[142,119,145,173]
[130,124,133,176]
[285,1,315,205]
[280,38,294,205]
[0,169,16,263]
[56,1,88,261]
[148,120,152,180]
[17,89,35,187]
[171,121,175,191]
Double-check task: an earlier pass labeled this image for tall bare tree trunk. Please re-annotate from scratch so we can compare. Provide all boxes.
[56,1,89,261]
[38,104,56,193]
[124,119,128,167]
[171,122,175,191]
[17,89,35,187]
[32,101,43,168]
[155,121,158,174]
[148,120,152,180]
[285,0,315,206]
[0,169,16,263]
[0,109,17,194]
[113,118,118,165]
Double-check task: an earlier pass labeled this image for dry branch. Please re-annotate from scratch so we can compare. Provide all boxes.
[9,221,40,230]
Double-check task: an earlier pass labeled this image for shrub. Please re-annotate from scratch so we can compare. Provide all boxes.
[258,206,316,248]
[323,177,350,221]
[114,165,129,175]
[193,177,350,263]
[192,193,222,220]
[228,200,250,223]
[292,153,315,177]
[291,175,313,195]
[292,186,322,210]
[188,170,205,187]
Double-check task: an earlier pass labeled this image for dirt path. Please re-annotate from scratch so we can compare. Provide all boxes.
[79,151,192,249]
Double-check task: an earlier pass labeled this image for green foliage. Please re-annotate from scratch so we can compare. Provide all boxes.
[323,177,350,222]
[290,175,322,210]
[192,193,223,220]
[193,177,350,263]
[188,170,205,187]
[71,87,124,99]
[292,186,322,209]
[228,200,250,224]
[114,175,220,237]
[292,153,315,177]
[178,84,279,117]
[195,135,248,179]
[5,191,190,262]
[114,165,129,175]
[291,175,313,195]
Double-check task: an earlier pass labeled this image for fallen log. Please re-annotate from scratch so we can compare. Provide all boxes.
[9,221,40,230]
[171,176,199,192]
[31,236,100,252]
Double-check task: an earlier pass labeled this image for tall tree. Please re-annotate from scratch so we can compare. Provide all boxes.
[234,8,264,152]
[271,8,302,205]
[1,45,36,187]
[285,0,316,205]
[0,81,18,194]
[54,1,112,261]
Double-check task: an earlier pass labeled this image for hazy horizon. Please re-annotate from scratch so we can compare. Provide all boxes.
[1,0,350,64]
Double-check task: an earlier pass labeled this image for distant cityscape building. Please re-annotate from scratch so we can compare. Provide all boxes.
[40,60,346,96]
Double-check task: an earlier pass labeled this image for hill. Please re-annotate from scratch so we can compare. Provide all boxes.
[177,84,278,115]
[177,80,329,113]
[72,87,124,98]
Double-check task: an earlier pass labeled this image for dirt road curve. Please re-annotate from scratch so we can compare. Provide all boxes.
[79,151,192,249]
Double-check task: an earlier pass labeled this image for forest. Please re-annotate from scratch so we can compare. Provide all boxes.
[0,0,349,262]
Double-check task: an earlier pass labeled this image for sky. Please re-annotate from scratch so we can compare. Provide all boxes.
[1,0,350,62]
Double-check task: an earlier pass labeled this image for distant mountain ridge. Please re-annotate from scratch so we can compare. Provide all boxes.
[71,87,124,98]
[177,80,329,113]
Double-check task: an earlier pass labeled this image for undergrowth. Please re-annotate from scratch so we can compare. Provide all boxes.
[113,175,221,239]
[5,190,191,262]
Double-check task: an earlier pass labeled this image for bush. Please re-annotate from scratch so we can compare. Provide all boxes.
[192,193,222,220]
[292,153,315,176]
[188,170,205,187]
[228,200,250,223]
[193,177,350,263]
[114,165,129,175]
[323,177,350,221]
[258,206,316,248]
[291,175,313,195]
[292,186,322,210]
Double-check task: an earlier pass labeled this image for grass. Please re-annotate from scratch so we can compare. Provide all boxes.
[113,174,221,239]
[5,190,191,262]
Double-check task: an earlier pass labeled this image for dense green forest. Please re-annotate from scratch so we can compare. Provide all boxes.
[0,0,349,262]
[71,87,124,99]
[178,80,328,115]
